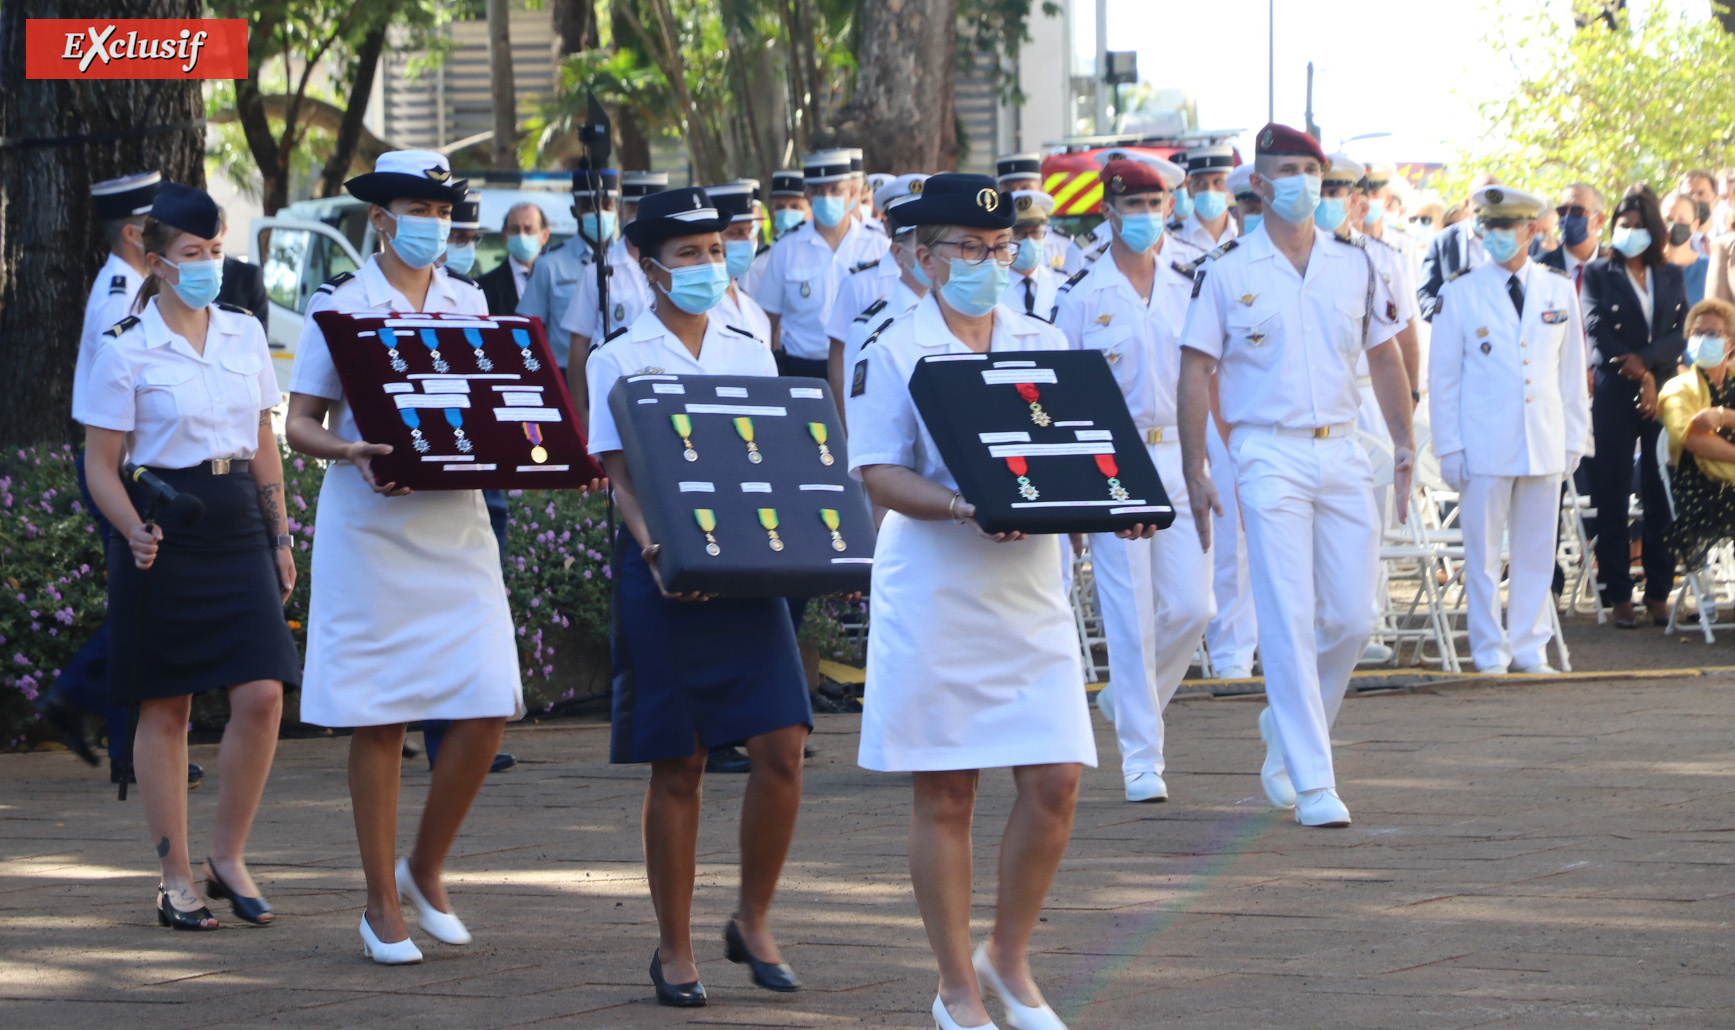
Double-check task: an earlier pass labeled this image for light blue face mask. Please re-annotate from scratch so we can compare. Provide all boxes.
[1192,189,1228,221]
[1690,333,1728,368]
[902,243,931,288]
[774,208,807,235]
[164,257,223,310]
[505,233,542,264]
[651,258,730,314]
[1267,174,1322,224]
[1362,201,1385,226]
[725,238,756,280]
[1243,213,1264,235]
[1612,225,1652,258]
[385,212,451,269]
[1314,197,1348,233]
[1012,237,1043,272]
[443,242,476,275]
[579,211,617,246]
[939,254,1010,317]
[812,194,850,228]
[1482,227,1522,263]
[1115,211,1164,253]
[1170,187,1194,221]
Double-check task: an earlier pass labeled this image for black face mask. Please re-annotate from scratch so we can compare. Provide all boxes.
[1669,222,1694,247]
[1696,200,1713,226]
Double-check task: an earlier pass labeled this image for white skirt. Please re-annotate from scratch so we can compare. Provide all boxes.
[299,464,524,728]
[858,513,1096,772]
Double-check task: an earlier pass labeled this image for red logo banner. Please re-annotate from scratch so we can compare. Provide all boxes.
[24,19,248,79]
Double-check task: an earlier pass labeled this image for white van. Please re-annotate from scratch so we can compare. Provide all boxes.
[251,186,578,390]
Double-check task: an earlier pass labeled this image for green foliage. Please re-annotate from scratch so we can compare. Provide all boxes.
[1444,0,1735,205]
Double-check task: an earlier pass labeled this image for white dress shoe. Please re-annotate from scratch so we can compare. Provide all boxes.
[1513,662,1557,674]
[1474,663,1509,675]
[933,993,999,1030]
[1216,664,1253,680]
[360,913,423,965]
[1093,683,1116,724]
[973,943,1066,1030]
[1358,642,1394,664]
[1124,772,1168,803]
[1257,707,1296,809]
[1294,787,1352,827]
[396,857,472,945]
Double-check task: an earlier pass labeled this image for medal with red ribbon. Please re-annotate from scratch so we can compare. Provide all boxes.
[1095,453,1130,501]
[1007,455,1039,500]
[1015,382,1052,427]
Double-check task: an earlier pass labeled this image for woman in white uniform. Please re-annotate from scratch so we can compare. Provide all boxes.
[846,174,1156,1030]
[285,151,523,966]
[83,182,300,931]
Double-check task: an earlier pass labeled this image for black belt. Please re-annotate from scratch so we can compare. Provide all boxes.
[178,458,252,475]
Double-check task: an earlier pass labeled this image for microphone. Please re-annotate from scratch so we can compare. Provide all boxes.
[124,463,206,526]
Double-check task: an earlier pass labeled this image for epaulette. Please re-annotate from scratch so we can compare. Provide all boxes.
[315,271,355,295]
[1056,268,1090,295]
[1174,239,1237,279]
[603,326,630,344]
[861,316,895,350]
[849,258,881,274]
[544,239,567,254]
[1166,219,1185,233]
[723,324,756,338]
[103,315,140,338]
[107,274,128,295]
[853,297,889,323]
[1446,268,1471,283]
[1543,263,1570,278]
[1364,233,1396,252]
[214,301,252,316]
[1025,309,1054,324]
[444,268,477,286]
[1332,233,1367,250]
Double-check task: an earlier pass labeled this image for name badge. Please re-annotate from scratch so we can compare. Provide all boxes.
[1541,309,1568,324]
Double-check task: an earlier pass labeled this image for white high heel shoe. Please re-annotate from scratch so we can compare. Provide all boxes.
[933,993,1000,1030]
[360,913,423,965]
[395,857,472,945]
[972,943,1067,1030]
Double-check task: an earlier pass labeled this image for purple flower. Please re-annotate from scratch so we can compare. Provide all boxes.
[530,597,541,608]
[293,494,308,511]
[16,674,39,700]
[13,653,30,666]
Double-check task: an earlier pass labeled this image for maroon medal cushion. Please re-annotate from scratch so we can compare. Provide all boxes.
[313,310,605,490]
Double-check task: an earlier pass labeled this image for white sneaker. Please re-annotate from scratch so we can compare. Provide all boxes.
[396,857,472,945]
[1216,664,1253,680]
[1358,642,1394,665]
[1513,662,1558,674]
[1094,683,1116,724]
[1124,772,1168,803]
[1294,787,1352,827]
[1257,707,1295,809]
[973,942,1067,1030]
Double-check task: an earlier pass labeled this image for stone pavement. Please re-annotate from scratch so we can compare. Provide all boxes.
[2,674,1733,1029]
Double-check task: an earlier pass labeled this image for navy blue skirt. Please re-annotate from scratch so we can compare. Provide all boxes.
[610,529,811,764]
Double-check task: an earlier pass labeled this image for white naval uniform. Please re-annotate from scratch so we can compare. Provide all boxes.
[1430,260,1589,671]
[1002,265,1064,321]
[1180,224,1402,793]
[288,256,524,728]
[1173,209,1238,255]
[754,218,889,362]
[1079,221,1114,266]
[560,237,656,347]
[848,294,1095,772]
[1204,414,1259,673]
[1054,239,1213,777]
[515,234,598,369]
[72,252,147,423]
[713,283,773,348]
[840,278,923,382]
[825,256,900,350]
[1047,233,1083,274]
[741,242,774,297]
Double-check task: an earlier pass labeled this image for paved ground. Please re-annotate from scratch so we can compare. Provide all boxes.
[2,672,1733,1029]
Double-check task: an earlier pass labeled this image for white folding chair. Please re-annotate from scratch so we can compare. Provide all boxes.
[1362,431,1461,671]
[1070,547,1110,683]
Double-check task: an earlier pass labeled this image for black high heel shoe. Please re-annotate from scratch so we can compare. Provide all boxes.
[204,858,274,925]
[649,948,707,1007]
[156,886,219,931]
[724,917,801,992]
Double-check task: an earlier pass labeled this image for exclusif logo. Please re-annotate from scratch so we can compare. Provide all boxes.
[24,19,248,79]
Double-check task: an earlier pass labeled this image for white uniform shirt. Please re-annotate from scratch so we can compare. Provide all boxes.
[846,293,1068,491]
[754,220,890,361]
[1001,265,1065,321]
[560,237,655,344]
[1053,243,1198,430]
[510,258,532,299]
[741,245,773,297]
[515,235,598,367]
[287,255,488,444]
[1174,209,1238,254]
[712,285,773,348]
[72,252,146,422]
[841,278,924,384]
[1430,260,1590,476]
[826,257,901,345]
[80,299,281,468]
[584,309,779,454]
[1353,231,1421,379]
[1180,225,1402,429]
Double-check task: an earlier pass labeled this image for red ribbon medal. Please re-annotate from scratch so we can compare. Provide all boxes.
[1095,453,1130,501]
[1007,455,1039,499]
[1015,382,1052,427]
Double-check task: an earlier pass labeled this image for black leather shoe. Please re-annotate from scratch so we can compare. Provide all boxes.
[705,746,751,774]
[204,859,274,925]
[649,948,707,1007]
[112,762,204,788]
[489,752,517,773]
[724,917,801,992]
[34,695,99,766]
[156,886,219,931]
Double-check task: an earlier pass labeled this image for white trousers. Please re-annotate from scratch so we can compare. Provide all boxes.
[1089,443,1215,776]
[1205,419,1259,671]
[1230,427,1381,793]
[1459,473,1562,671]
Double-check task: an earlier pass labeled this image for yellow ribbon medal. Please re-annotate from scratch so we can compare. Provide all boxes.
[820,508,846,552]
[523,423,547,464]
[671,413,697,462]
[694,508,720,556]
[808,421,835,466]
[757,507,783,551]
[734,416,762,463]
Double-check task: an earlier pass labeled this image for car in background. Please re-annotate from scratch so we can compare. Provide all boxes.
[1040,130,1242,244]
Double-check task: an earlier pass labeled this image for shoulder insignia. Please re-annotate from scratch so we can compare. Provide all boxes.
[214,301,252,316]
[107,274,127,295]
[1166,219,1185,233]
[544,239,567,254]
[1332,233,1367,249]
[315,270,355,295]
[1191,269,1206,300]
[1057,268,1091,295]
[1365,233,1396,252]
[444,269,477,286]
[1544,263,1570,278]
[724,324,756,338]
[1446,268,1470,283]
[1171,259,1196,279]
[861,316,895,350]
[103,315,140,338]
[853,297,889,323]
[601,326,631,346]
[850,357,870,396]
[1208,239,1239,260]
[849,258,882,274]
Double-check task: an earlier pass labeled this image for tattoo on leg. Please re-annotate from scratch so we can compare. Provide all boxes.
[156,836,171,859]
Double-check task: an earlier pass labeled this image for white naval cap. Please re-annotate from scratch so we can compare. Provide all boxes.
[1322,153,1366,187]
[1095,148,1186,192]
[1472,184,1548,220]
[1362,161,1397,188]
[873,173,928,221]
[802,149,854,183]
[1183,144,1236,176]
[995,152,1044,185]
[1226,164,1257,199]
[1011,189,1056,223]
[866,172,896,195]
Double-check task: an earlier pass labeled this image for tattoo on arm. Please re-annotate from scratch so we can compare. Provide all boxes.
[259,410,272,427]
[155,836,171,859]
[257,481,284,537]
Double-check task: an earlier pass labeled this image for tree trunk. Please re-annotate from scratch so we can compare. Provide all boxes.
[0,0,205,446]
[609,0,653,170]
[551,0,597,55]
[318,20,392,198]
[487,0,519,170]
[829,0,958,172]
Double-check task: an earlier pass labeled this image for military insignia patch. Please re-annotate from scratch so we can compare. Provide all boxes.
[1476,327,1489,338]
[1248,329,1267,345]
[1095,313,1113,326]
[850,358,869,397]
[1541,309,1568,324]
[977,188,1000,211]
[108,274,127,295]
[1239,293,1256,307]
[800,281,811,298]
[1480,342,1491,354]
[1385,300,1397,320]
[613,304,625,322]
[425,166,451,183]
[1192,269,1206,299]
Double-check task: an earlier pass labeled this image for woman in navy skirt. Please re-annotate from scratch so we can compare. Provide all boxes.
[585,187,812,1008]
[81,182,300,931]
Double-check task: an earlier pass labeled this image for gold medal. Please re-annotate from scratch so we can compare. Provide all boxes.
[531,445,548,463]
[758,507,783,551]
[808,421,835,466]
[523,423,548,464]
[695,508,721,556]
[734,416,762,464]
[671,413,698,462]
[820,508,846,552]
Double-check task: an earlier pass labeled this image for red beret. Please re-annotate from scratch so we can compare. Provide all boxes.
[1255,122,1326,166]
[1101,159,1172,196]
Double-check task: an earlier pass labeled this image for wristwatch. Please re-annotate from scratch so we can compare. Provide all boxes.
[274,534,293,550]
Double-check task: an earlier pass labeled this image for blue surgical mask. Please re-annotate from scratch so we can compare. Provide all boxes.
[1115,211,1164,253]
[1690,334,1728,368]
[1267,174,1322,224]
[1315,198,1348,233]
[505,233,542,264]
[384,212,450,269]
[1362,202,1384,226]
[1560,213,1590,247]
[725,238,756,280]
[774,208,806,235]
[1192,189,1228,220]
[579,211,617,245]
[1612,225,1652,258]
[1243,213,1263,235]
[443,242,476,275]
[164,257,223,310]
[1012,237,1043,272]
[812,195,850,228]
[1482,227,1522,263]
[1171,187,1194,221]
[903,244,932,288]
[939,255,1010,317]
[651,258,729,315]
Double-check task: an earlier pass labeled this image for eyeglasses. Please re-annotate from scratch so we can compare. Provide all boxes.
[1410,216,1434,226]
[933,238,1022,266]
[1555,205,1588,219]
[1013,226,1048,241]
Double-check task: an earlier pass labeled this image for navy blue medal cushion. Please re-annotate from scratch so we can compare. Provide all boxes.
[314,310,605,490]
[607,373,875,598]
[907,350,1175,536]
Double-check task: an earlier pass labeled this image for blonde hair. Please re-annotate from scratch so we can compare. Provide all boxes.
[130,210,223,313]
[1686,298,1735,337]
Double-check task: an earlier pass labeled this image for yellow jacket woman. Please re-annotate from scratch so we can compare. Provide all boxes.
[1659,298,1735,566]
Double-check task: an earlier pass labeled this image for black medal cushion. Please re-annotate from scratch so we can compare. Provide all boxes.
[907,351,1175,535]
[314,310,605,490]
[607,374,874,598]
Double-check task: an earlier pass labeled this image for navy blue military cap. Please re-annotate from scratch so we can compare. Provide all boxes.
[621,171,670,199]
[881,172,1014,230]
[706,181,758,222]
[148,182,222,240]
[770,170,805,197]
[571,167,620,196]
[624,186,731,250]
[92,171,160,221]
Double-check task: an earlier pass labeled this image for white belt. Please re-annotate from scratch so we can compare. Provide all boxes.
[1141,426,1180,445]
[1238,421,1358,440]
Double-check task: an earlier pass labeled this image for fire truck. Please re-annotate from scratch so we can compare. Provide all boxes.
[1040,130,1243,240]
